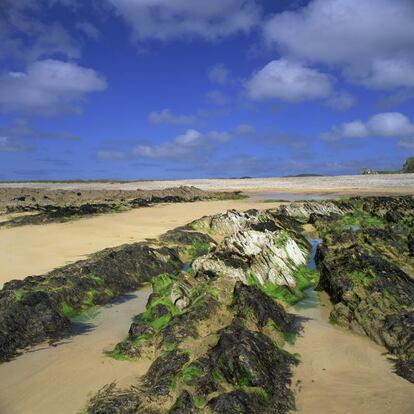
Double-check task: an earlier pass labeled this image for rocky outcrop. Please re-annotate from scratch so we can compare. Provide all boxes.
[193,228,307,287]
[0,186,244,227]
[278,201,347,221]
[0,243,183,361]
[314,196,414,382]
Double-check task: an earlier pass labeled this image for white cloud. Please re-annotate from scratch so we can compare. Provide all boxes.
[208,64,230,85]
[354,58,414,90]
[264,0,414,89]
[134,128,232,159]
[246,59,333,102]
[0,59,106,114]
[148,109,196,125]
[321,112,414,142]
[108,0,260,41]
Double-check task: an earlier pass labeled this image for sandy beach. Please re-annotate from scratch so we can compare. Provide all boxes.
[0,198,271,285]
[0,186,413,414]
[1,173,413,194]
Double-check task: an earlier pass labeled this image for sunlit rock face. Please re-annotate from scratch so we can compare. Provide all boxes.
[193,229,307,287]
[279,201,347,219]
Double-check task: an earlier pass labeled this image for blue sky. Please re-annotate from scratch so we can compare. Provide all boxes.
[1,0,414,180]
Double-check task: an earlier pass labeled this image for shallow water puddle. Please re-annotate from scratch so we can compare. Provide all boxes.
[0,287,152,414]
[288,239,414,414]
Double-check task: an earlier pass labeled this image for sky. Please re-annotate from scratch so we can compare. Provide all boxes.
[1,0,414,180]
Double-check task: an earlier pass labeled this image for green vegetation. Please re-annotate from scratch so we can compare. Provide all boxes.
[14,290,25,302]
[182,364,203,385]
[243,386,269,401]
[260,266,319,306]
[348,270,376,288]
[339,212,384,229]
[61,302,79,319]
[283,331,297,345]
[274,230,290,249]
[192,396,205,409]
[187,240,211,260]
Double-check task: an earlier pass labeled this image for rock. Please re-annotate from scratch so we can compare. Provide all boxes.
[278,201,347,220]
[143,349,190,396]
[0,243,182,361]
[193,229,307,287]
[231,281,294,331]
[402,156,414,173]
[87,383,141,414]
[168,391,197,414]
[0,291,70,361]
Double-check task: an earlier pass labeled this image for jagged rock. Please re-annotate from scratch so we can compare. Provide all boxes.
[315,197,414,382]
[231,281,294,331]
[208,390,266,414]
[87,383,141,414]
[193,229,307,287]
[210,320,296,394]
[160,228,215,246]
[168,391,197,414]
[279,201,347,220]
[0,291,70,359]
[192,209,262,235]
[143,349,190,396]
[0,243,182,361]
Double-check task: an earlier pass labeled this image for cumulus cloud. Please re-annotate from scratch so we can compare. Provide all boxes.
[108,0,261,41]
[321,112,414,144]
[246,59,333,102]
[208,64,230,85]
[264,0,414,90]
[134,128,232,160]
[0,59,106,114]
[148,109,196,125]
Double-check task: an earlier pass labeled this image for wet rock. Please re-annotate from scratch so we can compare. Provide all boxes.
[0,243,182,360]
[144,349,190,396]
[87,383,141,414]
[0,291,70,361]
[231,281,294,331]
[208,390,265,414]
[160,229,215,246]
[210,320,296,395]
[315,196,414,382]
[168,391,197,414]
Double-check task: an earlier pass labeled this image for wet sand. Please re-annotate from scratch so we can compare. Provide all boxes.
[290,290,414,414]
[0,198,271,285]
[0,288,152,414]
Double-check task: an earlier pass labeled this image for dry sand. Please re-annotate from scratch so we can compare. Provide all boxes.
[0,288,152,414]
[289,290,414,414]
[1,174,413,194]
[0,198,271,286]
